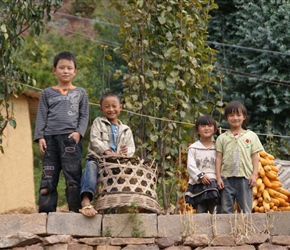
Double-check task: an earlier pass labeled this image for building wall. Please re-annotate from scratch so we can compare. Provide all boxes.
[0,95,36,213]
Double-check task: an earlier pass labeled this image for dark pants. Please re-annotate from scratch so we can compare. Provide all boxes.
[220,177,252,213]
[38,134,82,213]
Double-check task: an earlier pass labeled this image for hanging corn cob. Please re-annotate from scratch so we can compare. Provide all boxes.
[252,151,290,212]
[177,148,196,214]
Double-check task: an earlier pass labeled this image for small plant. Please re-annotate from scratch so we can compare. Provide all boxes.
[230,212,256,243]
[128,201,145,238]
[102,227,112,237]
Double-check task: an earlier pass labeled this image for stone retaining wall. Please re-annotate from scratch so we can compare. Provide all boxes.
[1,212,290,249]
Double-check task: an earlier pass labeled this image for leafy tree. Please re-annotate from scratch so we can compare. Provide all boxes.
[0,0,62,152]
[111,0,220,213]
[208,0,290,159]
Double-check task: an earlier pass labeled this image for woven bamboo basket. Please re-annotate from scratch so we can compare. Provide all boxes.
[94,155,162,214]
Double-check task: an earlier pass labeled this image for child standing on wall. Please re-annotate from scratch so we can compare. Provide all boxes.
[185,115,220,214]
[34,51,89,213]
[215,100,264,213]
[79,92,135,217]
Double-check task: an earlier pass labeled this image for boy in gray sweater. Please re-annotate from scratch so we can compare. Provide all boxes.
[34,51,89,213]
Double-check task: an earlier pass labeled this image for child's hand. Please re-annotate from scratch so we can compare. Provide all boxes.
[217,177,224,190]
[104,150,117,155]
[248,174,257,188]
[201,175,211,185]
[68,132,81,143]
[120,145,128,156]
[39,138,47,155]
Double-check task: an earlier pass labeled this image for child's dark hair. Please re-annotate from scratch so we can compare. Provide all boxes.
[224,100,247,117]
[195,115,217,132]
[100,92,121,105]
[224,100,248,126]
[53,51,77,69]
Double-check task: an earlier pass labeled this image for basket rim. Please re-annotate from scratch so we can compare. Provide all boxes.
[95,192,162,214]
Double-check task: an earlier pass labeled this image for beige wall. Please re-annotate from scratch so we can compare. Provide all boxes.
[0,95,36,213]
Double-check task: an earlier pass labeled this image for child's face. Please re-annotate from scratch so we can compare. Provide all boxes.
[100,96,122,124]
[53,59,77,86]
[197,124,216,139]
[226,109,246,129]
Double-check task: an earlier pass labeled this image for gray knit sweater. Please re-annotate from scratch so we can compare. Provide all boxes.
[34,87,89,141]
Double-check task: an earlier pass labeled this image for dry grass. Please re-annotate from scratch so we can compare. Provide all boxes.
[229,211,275,242]
[231,212,255,235]
[180,209,196,236]
[211,212,218,237]
[1,204,69,214]
[2,207,37,214]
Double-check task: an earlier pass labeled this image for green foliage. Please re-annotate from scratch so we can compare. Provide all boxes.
[128,201,145,238]
[111,0,220,213]
[0,0,62,152]
[208,0,290,159]
[91,2,127,98]
[71,0,97,18]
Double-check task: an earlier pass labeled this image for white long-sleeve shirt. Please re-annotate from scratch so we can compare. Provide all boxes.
[187,140,216,185]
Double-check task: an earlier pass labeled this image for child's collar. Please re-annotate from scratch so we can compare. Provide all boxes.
[52,86,76,95]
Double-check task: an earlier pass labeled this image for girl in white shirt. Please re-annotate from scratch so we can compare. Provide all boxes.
[185,115,220,214]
